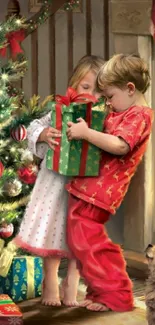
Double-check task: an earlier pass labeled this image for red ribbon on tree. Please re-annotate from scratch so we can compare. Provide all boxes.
[54,87,98,175]
[0,161,4,178]
[0,29,25,58]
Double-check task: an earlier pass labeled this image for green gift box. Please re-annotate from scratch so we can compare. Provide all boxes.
[46,88,107,176]
[0,256,43,302]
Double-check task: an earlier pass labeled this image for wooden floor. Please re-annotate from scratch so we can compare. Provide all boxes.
[18,278,147,325]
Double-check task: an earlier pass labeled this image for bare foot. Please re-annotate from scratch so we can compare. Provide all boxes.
[86,302,110,312]
[80,299,93,307]
[61,277,79,307]
[42,280,61,306]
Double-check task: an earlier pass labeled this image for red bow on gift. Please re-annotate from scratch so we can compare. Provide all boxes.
[0,29,25,58]
[55,87,98,106]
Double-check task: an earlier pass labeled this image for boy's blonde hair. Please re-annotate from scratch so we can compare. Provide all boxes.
[69,55,105,90]
[97,53,150,94]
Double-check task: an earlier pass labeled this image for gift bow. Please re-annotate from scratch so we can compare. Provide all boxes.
[0,29,25,58]
[0,241,17,277]
[0,239,4,253]
[55,87,98,106]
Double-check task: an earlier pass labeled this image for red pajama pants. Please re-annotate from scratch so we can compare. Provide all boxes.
[67,194,134,312]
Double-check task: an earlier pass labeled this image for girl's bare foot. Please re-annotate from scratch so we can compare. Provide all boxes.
[86,302,110,311]
[61,259,80,307]
[42,257,61,306]
[41,279,61,306]
[61,277,79,307]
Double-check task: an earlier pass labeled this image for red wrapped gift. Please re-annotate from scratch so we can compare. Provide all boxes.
[0,294,22,325]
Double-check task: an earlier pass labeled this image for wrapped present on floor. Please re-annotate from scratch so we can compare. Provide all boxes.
[0,294,22,325]
[0,255,43,302]
[46,87,107,176]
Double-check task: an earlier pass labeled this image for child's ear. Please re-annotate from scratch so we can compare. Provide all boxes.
[127,82,135,95]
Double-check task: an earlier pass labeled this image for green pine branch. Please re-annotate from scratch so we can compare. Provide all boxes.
[0,16,28,48]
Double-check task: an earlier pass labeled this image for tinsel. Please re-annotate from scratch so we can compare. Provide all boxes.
[0,195,30,212]
[0,117,14,131]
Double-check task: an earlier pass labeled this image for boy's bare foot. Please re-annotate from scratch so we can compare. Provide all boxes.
[61,277,79,307]
[42,279,61,306]
[86,302,110,312]
[79,299,93,307]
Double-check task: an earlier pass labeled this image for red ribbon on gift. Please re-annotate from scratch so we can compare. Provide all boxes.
[54,87,98,175]
[0,29,25,58]
[56,87,98,106]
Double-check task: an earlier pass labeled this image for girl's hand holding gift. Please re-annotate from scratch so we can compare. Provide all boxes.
[37,127,61,150]
[67,118,88,141]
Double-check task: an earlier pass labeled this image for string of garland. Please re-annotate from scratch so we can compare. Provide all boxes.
[26,0,80,34]
[0,1,80,47]
[63,0,80,10]
[0,195,30,223]
[0,1,81,41]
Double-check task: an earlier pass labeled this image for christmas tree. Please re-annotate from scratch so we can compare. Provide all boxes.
[0,15,51,245]
[0,0,81,246]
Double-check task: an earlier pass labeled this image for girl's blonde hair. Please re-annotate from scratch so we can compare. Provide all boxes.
[68,55,105,90]
[97,53,150,94]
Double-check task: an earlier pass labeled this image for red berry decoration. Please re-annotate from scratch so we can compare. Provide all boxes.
[0,223,14,238]
[11,124,27,141]
[0,161,4,177]
[17,164,38,184]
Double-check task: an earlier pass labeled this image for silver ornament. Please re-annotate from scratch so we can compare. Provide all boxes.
[3,179,22,197]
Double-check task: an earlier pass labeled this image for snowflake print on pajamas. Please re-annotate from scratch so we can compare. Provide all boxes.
[8,318,22,325]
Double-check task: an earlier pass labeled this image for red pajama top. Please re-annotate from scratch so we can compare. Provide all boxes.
[66,105,153,214]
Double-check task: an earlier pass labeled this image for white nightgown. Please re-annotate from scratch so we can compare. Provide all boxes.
[15,113,70,258]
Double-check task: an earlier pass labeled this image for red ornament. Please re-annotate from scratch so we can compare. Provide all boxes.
[17,164,38,184]
[11,124,27,141]
[0,161,4,177]
[0,223,14,238]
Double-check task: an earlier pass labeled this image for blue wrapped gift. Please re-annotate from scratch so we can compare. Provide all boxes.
[0,256,43,302]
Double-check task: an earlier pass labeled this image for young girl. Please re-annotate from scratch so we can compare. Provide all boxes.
[14,55,105,307]
[66,54,153,312]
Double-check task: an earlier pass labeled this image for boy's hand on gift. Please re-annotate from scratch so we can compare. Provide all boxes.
[67,118,88,140]
[38,127,61,150]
